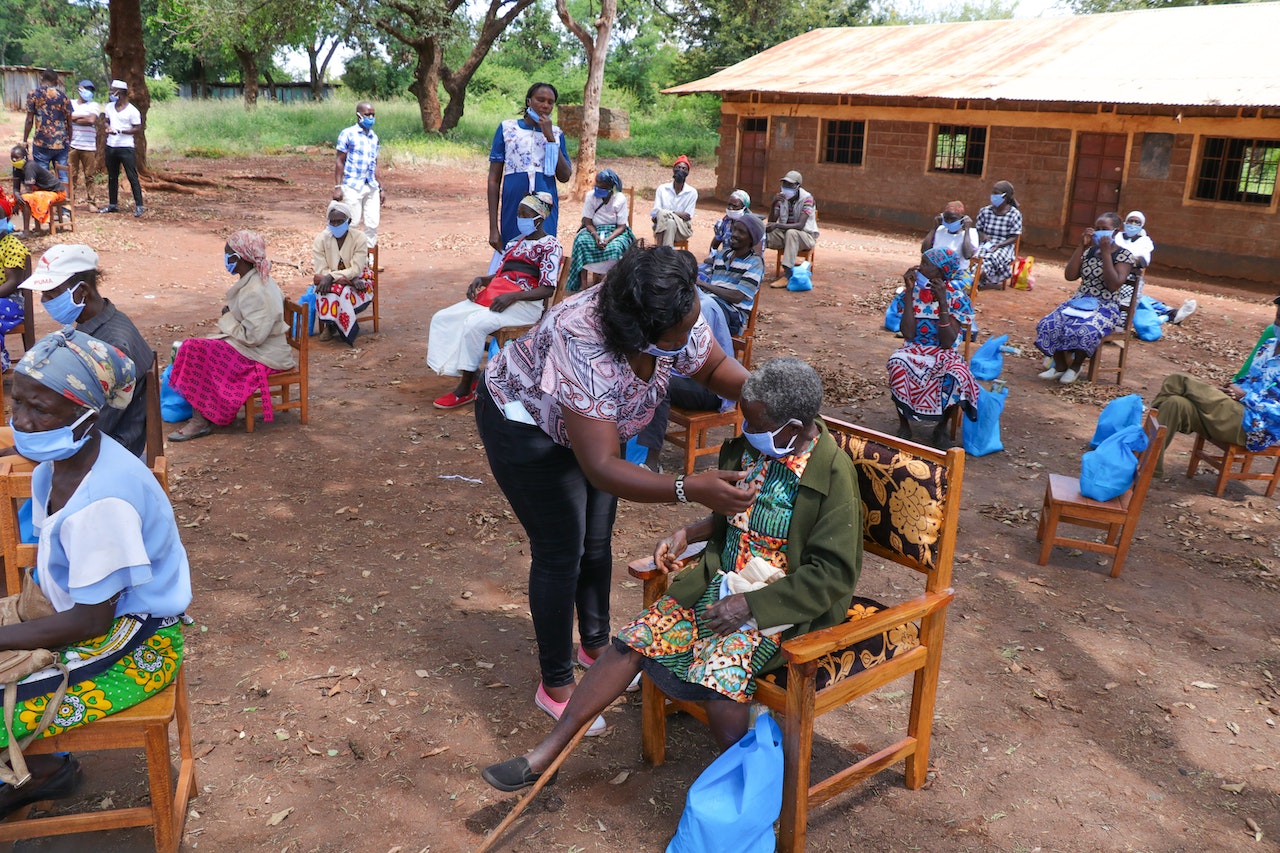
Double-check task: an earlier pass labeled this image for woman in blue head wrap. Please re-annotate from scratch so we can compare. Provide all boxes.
[886,246,980,447]
[0,329,191,817]
[565,168,635,291]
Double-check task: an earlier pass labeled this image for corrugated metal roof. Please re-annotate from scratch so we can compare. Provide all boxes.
[665,4,1280,107]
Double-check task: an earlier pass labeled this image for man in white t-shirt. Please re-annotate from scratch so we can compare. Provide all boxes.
[69,80,101,208]
[650,154,698,246]
[99,79,144,217]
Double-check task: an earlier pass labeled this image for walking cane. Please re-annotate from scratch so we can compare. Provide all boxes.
[474,715,598,853]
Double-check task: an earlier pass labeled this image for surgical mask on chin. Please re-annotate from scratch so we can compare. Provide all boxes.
[516,216,539,236]
[781,187,798,200]
[329,221,350,238]
[358,115,375,130]
[1123,223,1142,239]
[644,342,686,359]
[943,218,964,234]
[42,283,86,324]
[990,193,1005,207]
[743,418,802,459]
[224,253,240,274]
[725,208,744,220]
[9,409,96,462]
[78,88,93,101]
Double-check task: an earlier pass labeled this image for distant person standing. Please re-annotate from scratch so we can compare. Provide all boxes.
[100,80,145,217]
[333,102,383,248]
[23,69,73,180]
[650,155,697,247]
[487,82,572,256]
[69,80,101,208]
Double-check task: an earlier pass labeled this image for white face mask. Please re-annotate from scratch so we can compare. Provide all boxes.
[781,187,798,200]
[725,208,744,219]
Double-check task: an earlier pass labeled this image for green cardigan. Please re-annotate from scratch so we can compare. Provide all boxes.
[666,420,863,671]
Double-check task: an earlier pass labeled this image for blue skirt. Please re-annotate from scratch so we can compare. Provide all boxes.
[1035,302,1120,356]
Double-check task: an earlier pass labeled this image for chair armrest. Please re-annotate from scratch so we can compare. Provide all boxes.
[780,590,955,665]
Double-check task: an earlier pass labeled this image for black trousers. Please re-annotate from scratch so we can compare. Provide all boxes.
[105,146,143,208]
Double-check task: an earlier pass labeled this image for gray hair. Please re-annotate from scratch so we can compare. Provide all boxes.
[740,357,823,425]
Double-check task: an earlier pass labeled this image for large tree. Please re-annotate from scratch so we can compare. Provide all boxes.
[107,0,153,170]
[555,0,618,202]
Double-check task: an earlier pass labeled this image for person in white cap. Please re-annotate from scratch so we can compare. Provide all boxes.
[16,243,153,457]
[765,170,819,286]
[100,80,144,217]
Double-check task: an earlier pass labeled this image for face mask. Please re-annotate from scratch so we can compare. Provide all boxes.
[78,88,93,101]
[673,170,688,182]
[644,342,686,359]
[109,93,120,103]
[516,216,539,236]
[743,418,802,458]
[224,252,240,274]
[329,220,350,238]
[990,193,1005,207]
[1092,229,1110,246]
[943,218,964,234]
[42,283,86,324]
[9,409,96,462]
[1123,223,1142,238]
[358,115,375,130]
[526,107,542,124]
[781,187,798,200]
[725,208,744,219]
[593,188,610,199]
[11,160,25,170]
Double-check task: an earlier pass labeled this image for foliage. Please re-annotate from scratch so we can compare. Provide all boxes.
[149,74,181,101]
[342,52,415,99]
[873,0,1021,23]
[1066,0,1248,11]
[1,0,110,82]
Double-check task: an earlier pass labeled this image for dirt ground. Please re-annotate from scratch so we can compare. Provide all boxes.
[4,109,1279,853]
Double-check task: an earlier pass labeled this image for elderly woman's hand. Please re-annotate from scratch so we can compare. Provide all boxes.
[466,276,487,301]
[705,593,753,636]
[654,527,689,574]
[928,277,948,305]
[488,292,519,313]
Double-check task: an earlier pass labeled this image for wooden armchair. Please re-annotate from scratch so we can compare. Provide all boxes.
[492,263,570,349]
[1185,434,1280,497]
[1036,411,1165,578]
[243,299,308,432]
[1084,271,1142,385]
[631,418,963,851]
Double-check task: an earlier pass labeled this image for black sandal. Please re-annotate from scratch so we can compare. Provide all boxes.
[0,754,84,819]
[481,757,556,793]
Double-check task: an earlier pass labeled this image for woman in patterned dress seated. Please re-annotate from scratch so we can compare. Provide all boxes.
[481,357,862,792]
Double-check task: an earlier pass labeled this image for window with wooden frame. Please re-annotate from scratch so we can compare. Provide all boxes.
[1194,136,1280,205]
[821,120,865,165]
[932,125,987,175]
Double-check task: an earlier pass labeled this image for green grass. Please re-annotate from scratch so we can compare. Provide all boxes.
[145,92,721,166]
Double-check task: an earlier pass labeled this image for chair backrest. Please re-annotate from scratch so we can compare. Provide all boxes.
[1117,269,1143,333]
[1129,411,1167,510]
[962,256,983,361]
[283,299,306,358]
[0,460,36,595]
[732,280,764,369]
[551,260,570,306]
[625,187,635,229]
[144,350,163,468]
[822,416,965,592]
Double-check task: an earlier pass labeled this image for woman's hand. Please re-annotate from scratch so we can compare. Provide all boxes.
[489,292,519,313]
[929,278,948,306]
[686,470,757,515]
[962,215,973,229]
[1081,228,1095,249]
[903,267,919,289]
[466,276,487,301]
[654,527,689,574]
[1097,232,1112,251]
[488,225,503,252]
[705,593,753,636]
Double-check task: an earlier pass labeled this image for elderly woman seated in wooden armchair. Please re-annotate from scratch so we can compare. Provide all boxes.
[481,356,863,790]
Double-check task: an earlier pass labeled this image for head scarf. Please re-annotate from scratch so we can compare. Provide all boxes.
[729,189,751,210]
[597,169,622,192]
[227,229,271,279]
[16,329,137,412]
[520,192,553,219]
[943,200,965,215]
[1125,210,1145,227]
[734,213,766,250]
[923,246,965,280]
[673,155,691,171]
[327,200,352,222]
[993,180,1019,208]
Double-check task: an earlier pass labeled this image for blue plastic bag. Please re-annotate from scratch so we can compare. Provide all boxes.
[160,364,193,423]
[1080,424,1148,501]
[1133,295,1164,341]
[884,289,905,332]
[1089,394,1143,448]
[667,713,783,853]
[296,286,318,337]
[786,262,813,292]
[963,385,1008,457]
[624,436,648,466]
[969,334,1010,381]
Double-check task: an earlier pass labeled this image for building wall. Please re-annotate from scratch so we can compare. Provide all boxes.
[709,96,1280,282]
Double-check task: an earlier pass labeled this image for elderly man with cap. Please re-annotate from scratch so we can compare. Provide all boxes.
[312,200,372,344]
[0,328,190,820]
[650,154,698,247]
[68,80,102,209]
[766,170,819,286]
[17,244,153,457]
[1151,293,1280,476]
[100,79,144,217]
[698,212,765,337]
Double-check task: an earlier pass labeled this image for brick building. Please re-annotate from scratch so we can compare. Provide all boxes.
[665,4,1280,283]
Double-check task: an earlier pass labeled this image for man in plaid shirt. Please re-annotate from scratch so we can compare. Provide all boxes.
[332,101,384,247]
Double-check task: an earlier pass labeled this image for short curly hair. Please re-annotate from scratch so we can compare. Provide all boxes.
[740,357,824,425]
[595,245,698,358]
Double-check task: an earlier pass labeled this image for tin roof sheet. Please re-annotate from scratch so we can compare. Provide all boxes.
[665,4,1280,108]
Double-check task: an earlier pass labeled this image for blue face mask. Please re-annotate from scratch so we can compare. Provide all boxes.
[526,107,542,124]
[1092,228,1110,246]
[593,188,610,199]
[224,252,240,274]
[1123,223,1142,239]
[9,409,96,462]
[943,218,964,234]
[78,88,93,101]
[329,220,350,238]
[743,418,802,459]
[109,92,120,103]
[42,282,86,325]
[358,114,375,130]
[516,216,539,236]
[990,193,1005,207]
[644,342,686,359]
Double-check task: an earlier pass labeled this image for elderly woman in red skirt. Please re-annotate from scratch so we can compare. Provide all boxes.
[167,230,296,441]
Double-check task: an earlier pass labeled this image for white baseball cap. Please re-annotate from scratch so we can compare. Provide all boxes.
[21,244,99,292]
[110,79,128,91]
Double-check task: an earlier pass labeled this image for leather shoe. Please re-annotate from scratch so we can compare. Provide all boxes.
[0,754,83,819]
[481,756,556,793]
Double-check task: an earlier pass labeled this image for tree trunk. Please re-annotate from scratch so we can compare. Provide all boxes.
[407,38,443,133]
[235,48,260,109]
[555,0,618,202]
[308,43,323,101]
[105,0,150,172]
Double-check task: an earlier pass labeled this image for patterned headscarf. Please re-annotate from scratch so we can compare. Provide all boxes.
[923,247,965,280]
[327,200,352,221]
[227,229,271,279]
[943,200,965,215]
[597,169,623,192]
[729,189,751,210]
[16,329,137,412]
[673,155,691,171]
[520,192,553,219]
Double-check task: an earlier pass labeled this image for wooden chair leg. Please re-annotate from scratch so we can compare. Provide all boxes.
[244,395,257,433]
[904,612,946,789]
[640,678,667,766]
[146,719,178,853]
[1214,445,1236,496]
[1037,500,1060,566]
[777,664,817,853]
[1186,434,1206,478]
[1265,456,1280,498]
